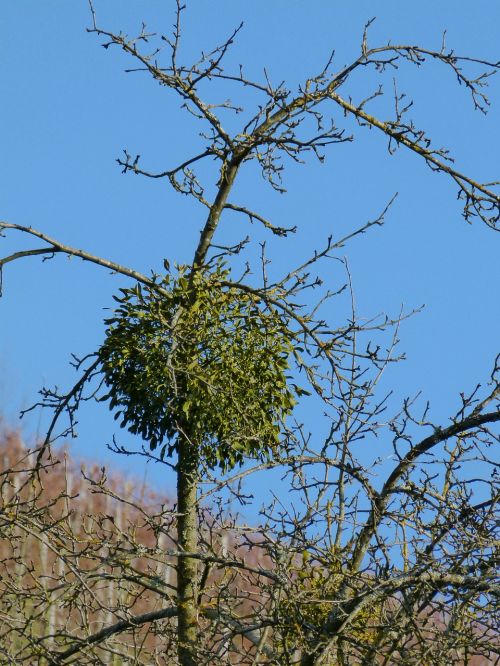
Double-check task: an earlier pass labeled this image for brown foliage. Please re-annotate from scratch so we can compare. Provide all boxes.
[0,428,497,665]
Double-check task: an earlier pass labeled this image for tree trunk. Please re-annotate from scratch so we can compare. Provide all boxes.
[176,436,199,666]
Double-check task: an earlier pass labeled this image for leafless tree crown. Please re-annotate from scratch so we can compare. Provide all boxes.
[0,2,499,664]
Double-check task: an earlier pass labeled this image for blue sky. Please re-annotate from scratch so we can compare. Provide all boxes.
[1,1,499,501]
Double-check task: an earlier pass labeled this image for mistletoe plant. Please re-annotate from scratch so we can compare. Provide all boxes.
[98,263,297,472]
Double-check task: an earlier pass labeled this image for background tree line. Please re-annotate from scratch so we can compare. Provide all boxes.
[0,429,497,665]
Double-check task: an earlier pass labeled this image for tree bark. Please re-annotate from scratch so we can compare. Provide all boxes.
[176,435,199,666]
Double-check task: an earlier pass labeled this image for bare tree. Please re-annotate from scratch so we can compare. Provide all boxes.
[0,2,499,664]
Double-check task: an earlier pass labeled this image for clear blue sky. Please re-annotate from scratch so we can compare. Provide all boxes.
[1,1,499,499]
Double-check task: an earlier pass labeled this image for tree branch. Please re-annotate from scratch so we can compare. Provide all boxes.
[0,221,164,293]
[48,606,178,664]
[328,90,499,229]
[350,408,500,574]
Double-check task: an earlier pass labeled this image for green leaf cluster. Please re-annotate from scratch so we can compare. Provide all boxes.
[98,264,297,471]
[278,552,382,664]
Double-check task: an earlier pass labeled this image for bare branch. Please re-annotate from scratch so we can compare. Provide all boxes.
[0,221,165,293]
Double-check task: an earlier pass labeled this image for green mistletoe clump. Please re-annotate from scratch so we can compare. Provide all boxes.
[98,264,297,471]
